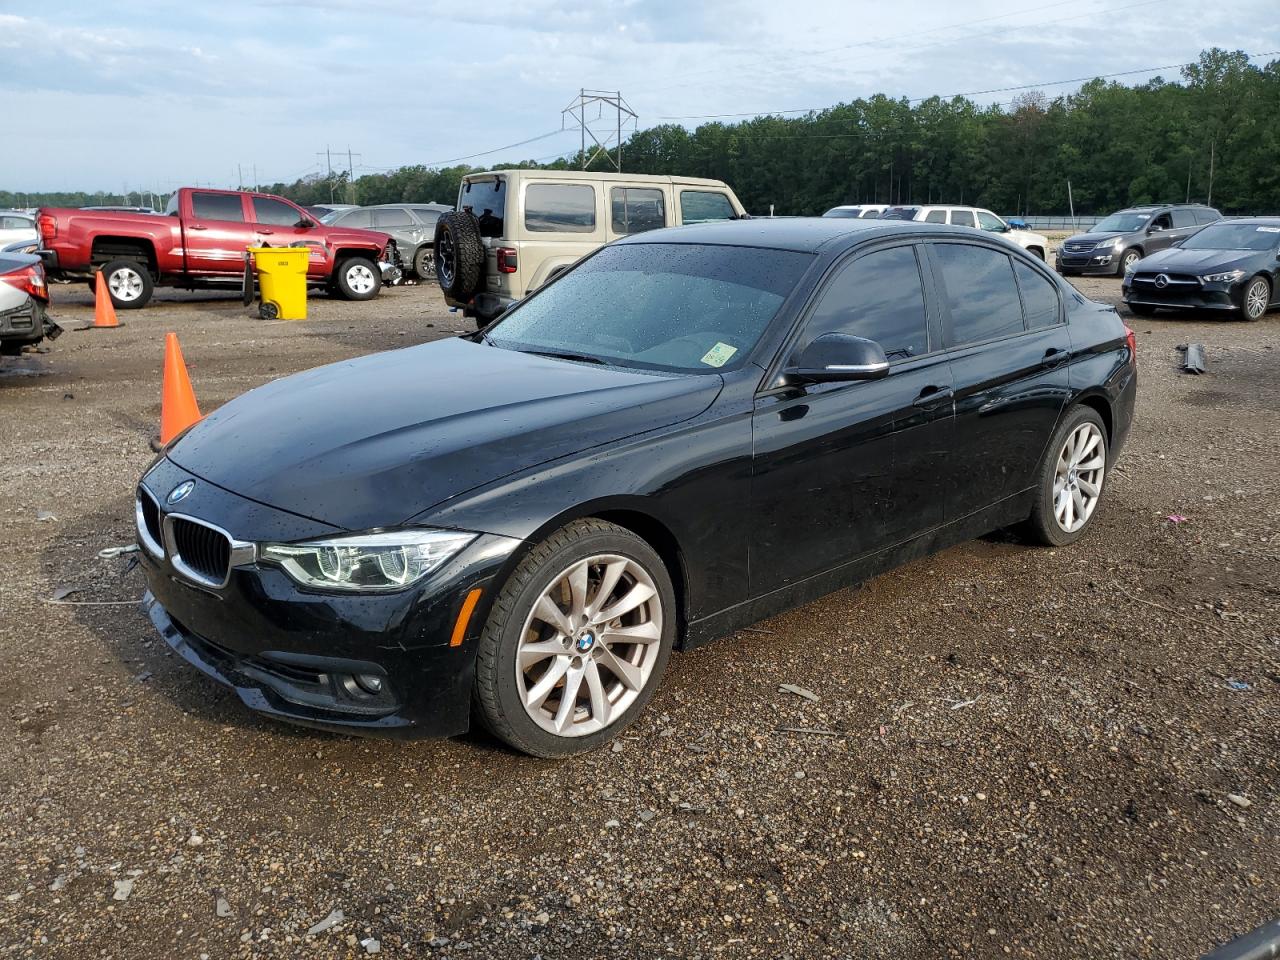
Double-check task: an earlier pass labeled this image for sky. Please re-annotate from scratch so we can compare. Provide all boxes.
[1,0,1278,196]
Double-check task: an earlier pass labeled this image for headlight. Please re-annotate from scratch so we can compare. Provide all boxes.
[260,529,476,592]
[1096,238,1123,251]
[1200,269,1245,284]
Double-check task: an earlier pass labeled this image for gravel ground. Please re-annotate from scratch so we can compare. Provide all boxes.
[0,276,1276,959]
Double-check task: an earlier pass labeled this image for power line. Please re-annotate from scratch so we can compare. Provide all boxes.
[656,48,1280,121]
[360,130,574,173]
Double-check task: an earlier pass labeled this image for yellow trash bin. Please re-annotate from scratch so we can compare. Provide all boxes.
[249,246,310,320]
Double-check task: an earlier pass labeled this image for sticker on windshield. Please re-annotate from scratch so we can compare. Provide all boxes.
[1257,226,1280,233]
[700,342,738,368]
[1136,214,1149,219]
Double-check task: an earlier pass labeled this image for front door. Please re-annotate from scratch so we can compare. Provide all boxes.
[750,242,955,594]
[249,195,330,278]
[924,241,1071,521]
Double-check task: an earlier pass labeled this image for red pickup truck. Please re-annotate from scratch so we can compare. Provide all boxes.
[38,187,399,309]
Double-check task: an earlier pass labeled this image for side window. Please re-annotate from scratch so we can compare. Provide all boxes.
[191,192,245,222]
[337,209,373,228]
[801,245,929,360]
[932,243,1025,345]
[374,208,415,228]
[525,183,596,233]
[1170,209,1195,228]
[679,191,735,224]
[1013,260,1061,329]
[1149,213,1172,230]
[859,209,880,219]
[611,187,666,234]
[950,209,977,228]
[251,197,301,226]
[925,210,947,224]
[976,211,1005,232]
[1194,208,1220,224]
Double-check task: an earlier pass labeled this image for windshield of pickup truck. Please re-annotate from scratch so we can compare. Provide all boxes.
[485,242,813,374]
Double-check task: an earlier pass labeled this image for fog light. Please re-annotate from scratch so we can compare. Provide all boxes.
[354,673,384,695]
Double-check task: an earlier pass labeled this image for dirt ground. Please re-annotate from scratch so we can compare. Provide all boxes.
[0,275,1276,960]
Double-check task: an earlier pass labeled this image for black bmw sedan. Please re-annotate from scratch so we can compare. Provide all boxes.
[1122,217,1280,320]
[138,218,1136,757]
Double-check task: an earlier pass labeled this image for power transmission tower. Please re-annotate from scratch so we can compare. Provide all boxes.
[562,89,637,171]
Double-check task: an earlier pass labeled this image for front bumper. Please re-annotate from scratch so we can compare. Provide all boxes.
[1122,275,1240,312]
[1056,249,1121,275]
[138,458,522,738]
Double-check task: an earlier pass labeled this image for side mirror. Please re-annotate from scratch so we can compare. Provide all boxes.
[1147,224,1163,233]
[786,333,890,384]
[297,218,315,229]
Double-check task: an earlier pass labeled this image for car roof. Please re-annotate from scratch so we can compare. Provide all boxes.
[466,169,732,189]
[615,216,981,252]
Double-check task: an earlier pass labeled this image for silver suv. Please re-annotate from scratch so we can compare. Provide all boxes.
[323,203,452,280]
[433,169,747,324]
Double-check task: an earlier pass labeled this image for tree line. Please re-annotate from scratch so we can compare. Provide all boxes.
[5,49,1276,217]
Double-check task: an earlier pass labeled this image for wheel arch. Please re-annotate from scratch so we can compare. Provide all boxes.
[1072,391,1114,447]
[512,498,690,645]
[91,236,157,275]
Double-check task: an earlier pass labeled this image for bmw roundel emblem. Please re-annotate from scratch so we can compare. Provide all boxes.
[576,633,596,653]
[167,480,195,505]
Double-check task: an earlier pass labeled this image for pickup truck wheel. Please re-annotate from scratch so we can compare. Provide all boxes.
[434,212,484,301]
[413,246,436,281]
[100,259,154,309]
[334,257,381,301]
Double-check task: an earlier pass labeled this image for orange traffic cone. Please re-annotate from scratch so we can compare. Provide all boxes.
[90,270,121,328]
[159,332,202,444]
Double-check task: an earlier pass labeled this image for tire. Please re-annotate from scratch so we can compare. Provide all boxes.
[1128,302,1157,317]
[1240,276,1270,321]
[412,246,436,282]
[333,256,381,301]
[434,211,484,301]
[1024,406,1109,548]
[1027,246,1045,261]
[99,259,154,309]
[1119,248,1141,275]
[473,519,676,758]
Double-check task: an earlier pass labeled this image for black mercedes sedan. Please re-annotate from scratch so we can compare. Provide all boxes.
[138,218,1136,757]
[1122,218,1280,320]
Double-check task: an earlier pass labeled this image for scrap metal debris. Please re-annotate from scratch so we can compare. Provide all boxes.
[307,909,344,935]
[778,684,820,702]
[1178,342,1207,374]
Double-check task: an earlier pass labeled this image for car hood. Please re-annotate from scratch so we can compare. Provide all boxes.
[167,338,722,530]
[1133,247,1257,271]
[1065,232,1126,245]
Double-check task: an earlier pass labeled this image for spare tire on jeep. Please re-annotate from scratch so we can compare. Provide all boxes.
[434,211,485,301]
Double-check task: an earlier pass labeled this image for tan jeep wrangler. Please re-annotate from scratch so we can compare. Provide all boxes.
[433,169,747,325]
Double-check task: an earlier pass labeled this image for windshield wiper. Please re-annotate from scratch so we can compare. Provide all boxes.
[522,349,607,365]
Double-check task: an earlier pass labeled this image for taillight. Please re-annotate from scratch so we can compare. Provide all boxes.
[495,247,517,274]
[0,262,48,301]
[1124,324,1137,362]
[37,213,57,242]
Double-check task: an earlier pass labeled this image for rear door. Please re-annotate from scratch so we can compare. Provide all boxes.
[184,191,255,275]
[606,186,668,241]
[677,190,737,225]
[750,241,954,593]
[1165,208,1200,247]
[518,180,604,294]
[925,241,1071,521]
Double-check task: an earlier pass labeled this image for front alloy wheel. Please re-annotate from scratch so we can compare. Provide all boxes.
[1242,277,1269,321]
[473,519,675,757]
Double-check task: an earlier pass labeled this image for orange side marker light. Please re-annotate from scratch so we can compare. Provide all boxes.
[450,588,483,647]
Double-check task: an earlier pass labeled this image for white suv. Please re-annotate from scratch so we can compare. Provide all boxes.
[434,169,747,324]
[884,205,1048,260]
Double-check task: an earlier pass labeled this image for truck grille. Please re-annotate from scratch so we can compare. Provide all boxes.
[1063,241,1095,253]
[170,517,232,587]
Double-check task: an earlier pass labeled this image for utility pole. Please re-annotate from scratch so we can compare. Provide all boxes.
[1207,137,1216,207]
[252,164,258,192]
[317,148,336,202]
[561,90,637,171]
[237,163,243,190]
[346,147,362,204]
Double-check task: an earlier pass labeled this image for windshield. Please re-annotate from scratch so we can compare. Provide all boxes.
[823,208,861,219]
[486,242,814,374]
[1093,211,1153,233]
[1182,222,1280,251]
[878,207,919,221]
[320,210,340,224]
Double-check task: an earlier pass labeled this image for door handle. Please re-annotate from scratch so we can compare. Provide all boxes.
[912,384,953,408]
[257,229,274,235]
[188,224,207,230]
[1040,347,1068,369]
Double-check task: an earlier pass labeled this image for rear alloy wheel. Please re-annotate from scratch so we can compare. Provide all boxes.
[473,519,675,757]
[1241,276,1269,321]
[100,258,154,309]
[334,257,381,301]
[1025,407,1108,547]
